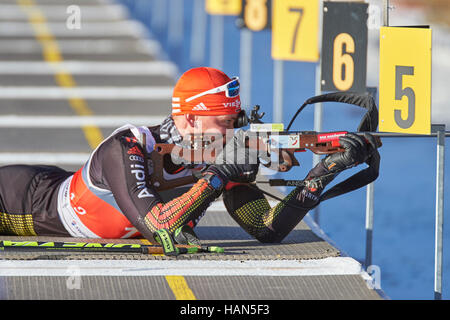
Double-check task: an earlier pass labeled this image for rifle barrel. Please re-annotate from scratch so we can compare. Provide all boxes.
[360,132,450,138]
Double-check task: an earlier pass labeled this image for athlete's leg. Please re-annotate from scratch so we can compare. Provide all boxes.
[0,165,72,236]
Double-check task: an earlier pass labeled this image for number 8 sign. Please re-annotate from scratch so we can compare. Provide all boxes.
[271,0,319,62]
[379,26,432,134]
[238,0,271,31]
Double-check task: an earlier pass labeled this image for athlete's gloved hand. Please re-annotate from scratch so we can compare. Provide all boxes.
[205,161,258,184]
[322,133,377,173]
[204,130,259,184]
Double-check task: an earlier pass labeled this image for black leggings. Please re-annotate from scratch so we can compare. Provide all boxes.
[0,165,72,236]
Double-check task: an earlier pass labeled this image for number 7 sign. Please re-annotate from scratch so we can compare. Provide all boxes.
[271,0,319,62]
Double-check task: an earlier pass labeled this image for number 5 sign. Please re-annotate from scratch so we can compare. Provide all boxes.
[379,27,432,134]
[271,0,319,61]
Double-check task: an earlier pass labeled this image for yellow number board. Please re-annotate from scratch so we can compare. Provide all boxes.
[206,0,242,15]
[379,26,432,134]
[271,0,319,62]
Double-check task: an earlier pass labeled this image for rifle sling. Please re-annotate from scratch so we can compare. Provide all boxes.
[259,150,380,209]
[316,150,380,205]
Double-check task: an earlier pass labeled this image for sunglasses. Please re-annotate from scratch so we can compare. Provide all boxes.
[185,77,240,103]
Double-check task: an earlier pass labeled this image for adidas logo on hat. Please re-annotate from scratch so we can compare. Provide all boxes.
[192,102,209,111]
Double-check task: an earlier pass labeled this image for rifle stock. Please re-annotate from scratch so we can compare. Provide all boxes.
[148,131,382,191]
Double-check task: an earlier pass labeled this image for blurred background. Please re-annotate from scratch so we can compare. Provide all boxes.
[116,0,450,300]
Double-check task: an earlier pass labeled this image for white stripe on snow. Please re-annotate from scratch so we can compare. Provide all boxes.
[0,4,127,21]
[0,115,166,127]
[0,87,173,100]
[0,61,176,76]
[0,257,369,278]
[0,21,147,38]
[0,39,161,56]
[0,152,89,165]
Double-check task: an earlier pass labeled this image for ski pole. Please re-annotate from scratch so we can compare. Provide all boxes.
[0,240,224,255]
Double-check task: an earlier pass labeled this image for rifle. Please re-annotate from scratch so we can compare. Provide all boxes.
[150,92,382,203]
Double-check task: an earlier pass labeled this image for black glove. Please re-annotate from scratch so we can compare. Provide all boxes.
[205,162,258,184]
[322,133,377,173]
[204,130,259,184]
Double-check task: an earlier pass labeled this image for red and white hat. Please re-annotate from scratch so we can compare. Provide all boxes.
[172,67,241,116]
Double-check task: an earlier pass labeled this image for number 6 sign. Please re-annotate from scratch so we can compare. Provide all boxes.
[271,0,319,62]
[320,1,368,93]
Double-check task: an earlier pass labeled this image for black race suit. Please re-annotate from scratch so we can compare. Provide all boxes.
[0,122,333,243]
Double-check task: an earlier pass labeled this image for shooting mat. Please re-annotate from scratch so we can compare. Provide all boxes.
[0,204,340,261]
